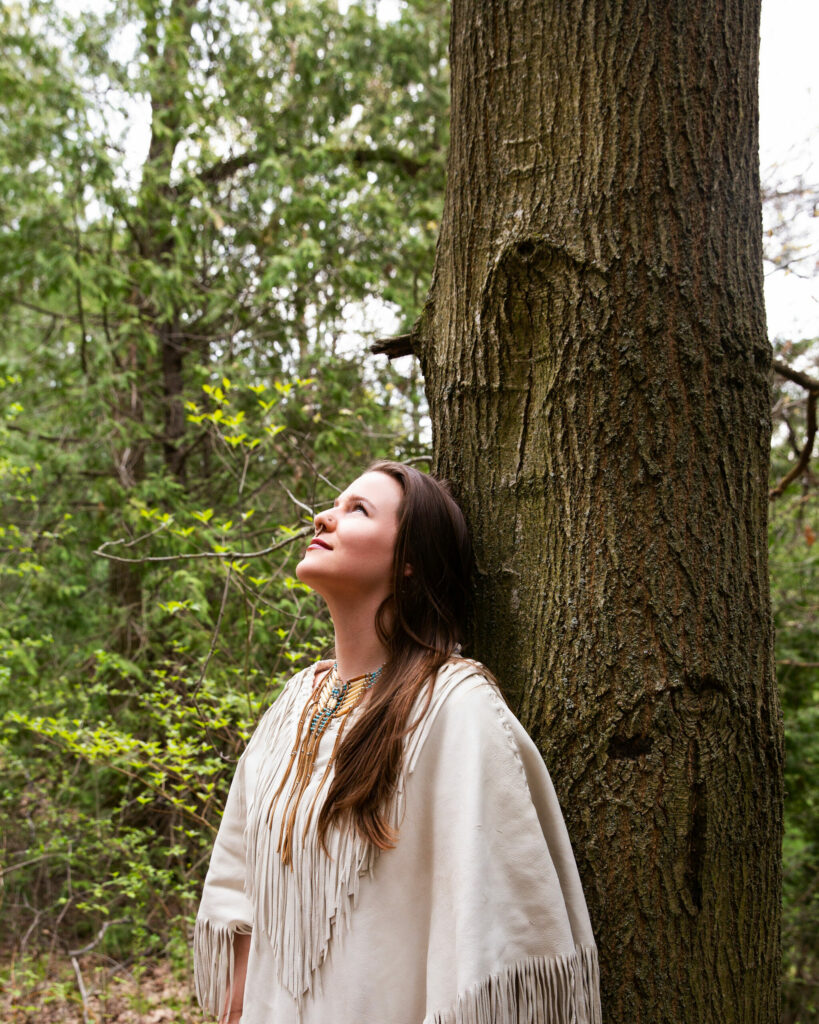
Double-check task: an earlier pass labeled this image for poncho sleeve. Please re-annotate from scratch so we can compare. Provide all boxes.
[193,746,254,1019]
[412,669,602,1024]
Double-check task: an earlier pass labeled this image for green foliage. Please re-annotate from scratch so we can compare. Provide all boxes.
[0,0,442,976]
[769,341,819,1024]
[0,350,424,955]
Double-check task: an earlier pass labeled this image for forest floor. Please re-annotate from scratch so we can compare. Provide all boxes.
[0,955,200,1024]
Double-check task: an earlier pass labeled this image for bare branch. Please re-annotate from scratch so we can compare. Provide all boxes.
[0,852,60,879]
[770,390,817,500]
[772,359,819,393]
[349,145,431,177]
[70,957,90,1024]
[282,485,315,517]
[93,526,310,564]
[781,410,804,459]
[371,333,416,358]
[770,359,819,499]
[187,568,239,765]
[196,143,433,189]
[69,918,129,957]
[6,424,85,444]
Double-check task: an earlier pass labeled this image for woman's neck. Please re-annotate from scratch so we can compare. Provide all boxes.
[326,596,389,681]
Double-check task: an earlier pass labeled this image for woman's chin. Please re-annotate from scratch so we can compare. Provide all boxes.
[295,558,312,584]
[295,558,327,593]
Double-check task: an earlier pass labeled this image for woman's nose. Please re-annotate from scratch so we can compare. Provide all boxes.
[314,507,335,533]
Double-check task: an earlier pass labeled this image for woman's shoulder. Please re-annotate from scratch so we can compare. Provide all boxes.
[434,653,492,682]
[403,656,510,771]
[430,655,505,712]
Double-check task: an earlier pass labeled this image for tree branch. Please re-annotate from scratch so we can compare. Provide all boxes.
[370,332,416,358]
[770,390,817,499]
[68,918,129,957]
[196,143,434,189]
[349,145,431,177]
[772,359,819,393]
[93,527,310,564]
[770,360,819,499]
[198,149,261,184]
[6,424,84,444]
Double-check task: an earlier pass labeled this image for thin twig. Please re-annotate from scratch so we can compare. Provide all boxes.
[770,361,819,500]
[188,569,240,764]
[192,566,233,701]
[93,527,310,564]
[0,852,59,878]
[189,451,259,763]
[770,391,817,499]
[107,519,173,549]
[283,436,341,494]
[70,956,90,1024]
[282,485,315,517]
[69,918,129,957]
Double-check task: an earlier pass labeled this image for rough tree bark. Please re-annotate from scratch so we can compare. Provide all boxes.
[418,1,783,1021]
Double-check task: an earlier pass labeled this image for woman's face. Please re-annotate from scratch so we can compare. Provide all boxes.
[295,471,403,605]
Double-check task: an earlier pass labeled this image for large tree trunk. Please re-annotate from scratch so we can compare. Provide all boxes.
[419,1,782,1020]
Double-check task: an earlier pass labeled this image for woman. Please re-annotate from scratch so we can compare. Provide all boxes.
[194,461,600,1024]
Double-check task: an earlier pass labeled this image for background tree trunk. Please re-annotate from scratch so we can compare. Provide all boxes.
[419,0,783,1020]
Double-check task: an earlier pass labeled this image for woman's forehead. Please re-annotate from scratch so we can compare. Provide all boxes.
[339,471,402,509]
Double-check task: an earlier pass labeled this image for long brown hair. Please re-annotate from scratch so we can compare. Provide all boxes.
[317,460,472,850]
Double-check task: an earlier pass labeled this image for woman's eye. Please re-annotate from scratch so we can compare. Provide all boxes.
[354,502,368,514]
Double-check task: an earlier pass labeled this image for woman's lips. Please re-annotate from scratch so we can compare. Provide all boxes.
[308,537,332,550]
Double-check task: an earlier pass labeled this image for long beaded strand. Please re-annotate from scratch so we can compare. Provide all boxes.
[268,663,382,866]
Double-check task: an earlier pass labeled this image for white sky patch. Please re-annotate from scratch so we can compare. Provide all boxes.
[760,0,818,343]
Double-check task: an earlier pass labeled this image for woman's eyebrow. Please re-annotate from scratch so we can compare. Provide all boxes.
[333,493,375,509]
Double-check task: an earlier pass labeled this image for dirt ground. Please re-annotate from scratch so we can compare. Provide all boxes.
[0,956,202,1024]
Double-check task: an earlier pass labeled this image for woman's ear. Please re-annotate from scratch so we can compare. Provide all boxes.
[403,563,413,577]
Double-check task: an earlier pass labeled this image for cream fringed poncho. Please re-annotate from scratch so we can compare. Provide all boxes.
[194,659,601,1024]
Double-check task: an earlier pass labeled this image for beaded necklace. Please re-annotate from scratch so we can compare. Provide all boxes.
[309,662,382,736]
[268,662,383,866]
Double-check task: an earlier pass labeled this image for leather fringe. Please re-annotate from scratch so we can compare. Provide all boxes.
[196,660,507,1009]
[192,916,252,1019]
[243,659,489,1004]
[423,944,602,1024]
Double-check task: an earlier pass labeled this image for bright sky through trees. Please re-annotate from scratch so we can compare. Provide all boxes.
[63,0,818,343]
[759,0,818,341]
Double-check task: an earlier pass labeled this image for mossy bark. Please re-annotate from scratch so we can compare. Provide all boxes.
[419,1,783,1020]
